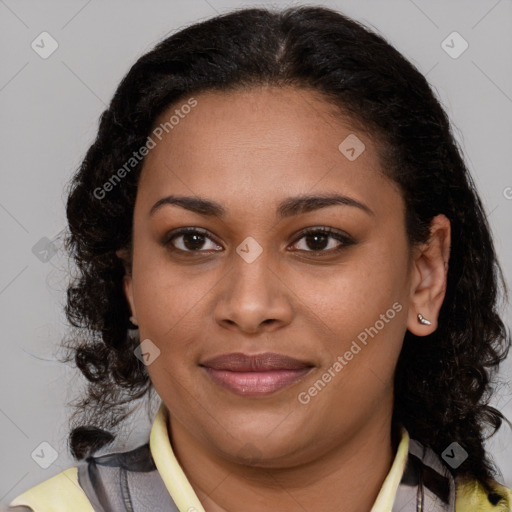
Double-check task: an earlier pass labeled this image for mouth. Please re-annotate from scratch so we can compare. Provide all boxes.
[199,352,314,396]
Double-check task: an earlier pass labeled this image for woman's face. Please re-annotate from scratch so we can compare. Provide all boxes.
[120,85,439,467]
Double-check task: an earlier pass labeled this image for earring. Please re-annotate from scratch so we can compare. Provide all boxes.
[417,313,431,325]
[128,315,139,330]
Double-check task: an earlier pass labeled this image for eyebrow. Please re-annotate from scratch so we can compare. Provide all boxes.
[149,193,374,219]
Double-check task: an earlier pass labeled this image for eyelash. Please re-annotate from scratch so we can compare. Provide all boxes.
[162,226,354,256]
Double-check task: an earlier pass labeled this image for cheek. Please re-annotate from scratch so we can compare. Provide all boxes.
[309,239,409,377]
[301,240,408,325]
[130,238,208,337]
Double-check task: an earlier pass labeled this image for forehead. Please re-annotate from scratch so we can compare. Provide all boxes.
[136,86,400,217]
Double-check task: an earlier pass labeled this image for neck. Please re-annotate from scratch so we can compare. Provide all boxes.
[166,409,398,512]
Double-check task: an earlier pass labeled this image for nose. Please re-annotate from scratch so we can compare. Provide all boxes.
[213,252,294,334]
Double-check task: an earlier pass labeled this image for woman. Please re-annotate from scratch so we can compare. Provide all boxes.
[8,5,512,512]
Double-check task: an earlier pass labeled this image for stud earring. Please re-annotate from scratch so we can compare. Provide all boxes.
[128,315,139,330]
[417,313,431,325]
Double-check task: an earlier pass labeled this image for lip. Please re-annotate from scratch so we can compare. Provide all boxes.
[200,352,314,396]
[200,352,313,371]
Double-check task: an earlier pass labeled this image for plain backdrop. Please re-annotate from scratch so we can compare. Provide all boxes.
[1,0,511,508]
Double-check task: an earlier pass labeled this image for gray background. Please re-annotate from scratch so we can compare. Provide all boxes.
[1,0,511,507]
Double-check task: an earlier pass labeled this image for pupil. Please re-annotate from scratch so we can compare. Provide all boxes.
[307,234,327,251]
[184,233,205,250]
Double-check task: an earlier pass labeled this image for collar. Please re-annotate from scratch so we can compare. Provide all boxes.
[149,402,410,512]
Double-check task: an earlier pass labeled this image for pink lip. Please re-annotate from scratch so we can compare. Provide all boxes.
[202,367,313,396]
[200,352,314,396]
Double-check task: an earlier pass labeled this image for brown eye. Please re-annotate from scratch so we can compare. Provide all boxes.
[163,228,222,253]
[290,228,354,253]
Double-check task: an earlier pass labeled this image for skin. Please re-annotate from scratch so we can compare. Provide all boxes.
[117,85,451,512]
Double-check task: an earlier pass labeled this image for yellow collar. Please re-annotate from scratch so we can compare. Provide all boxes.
[149,402,410,512]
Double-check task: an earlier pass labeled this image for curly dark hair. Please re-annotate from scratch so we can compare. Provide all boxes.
[61,5,511,487]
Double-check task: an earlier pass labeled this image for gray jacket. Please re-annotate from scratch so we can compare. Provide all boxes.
[8,435,462,512]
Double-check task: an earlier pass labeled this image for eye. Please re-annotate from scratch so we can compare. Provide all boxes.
[163,227,222,253]
[289,227,354,253]
[162,226,354,255]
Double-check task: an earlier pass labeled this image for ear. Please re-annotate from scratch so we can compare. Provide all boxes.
[116,248,136,320]
[407,214,451,336]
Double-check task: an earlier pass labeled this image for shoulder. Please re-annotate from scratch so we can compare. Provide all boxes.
[8,442,178,512]
[455,476,512,512]
[7,466,95,512]
[7,443,159,512]
[404,436,511,512]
